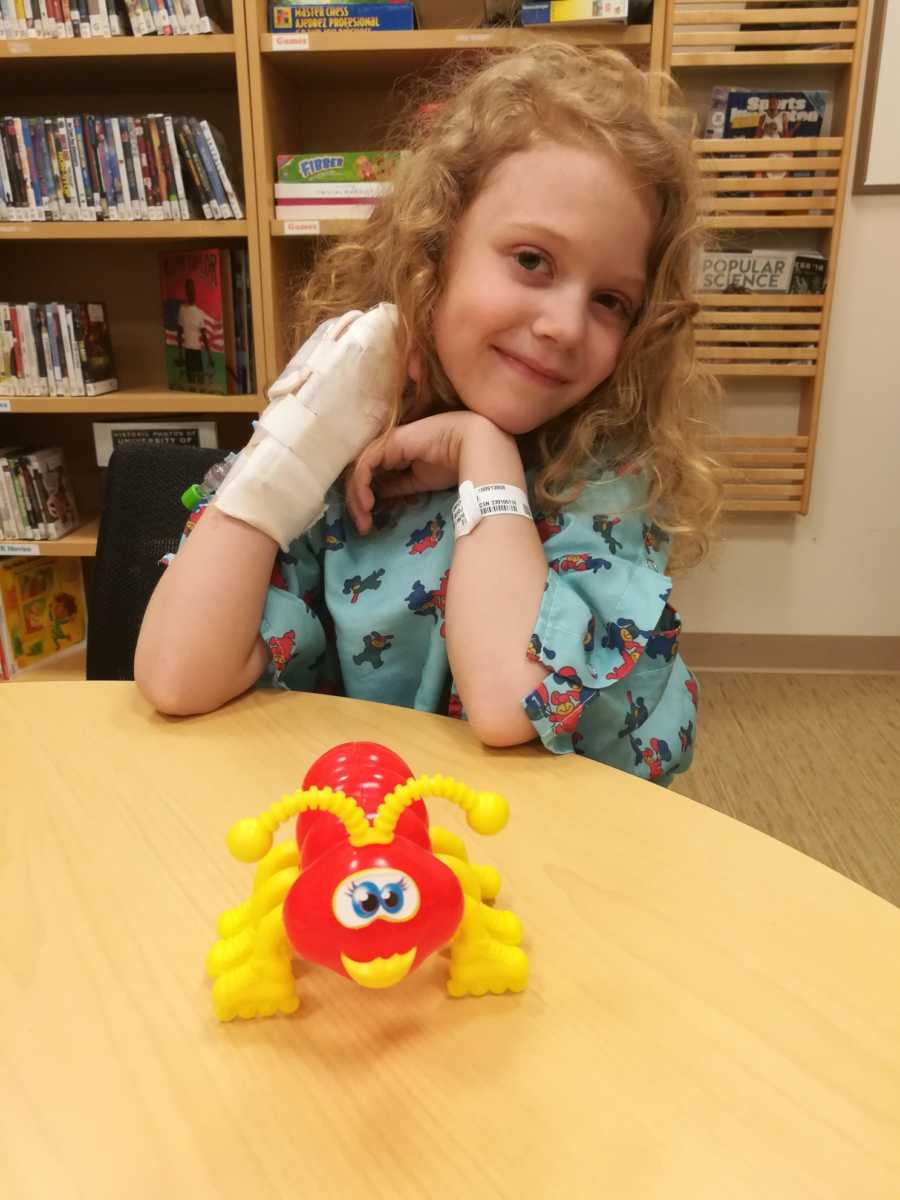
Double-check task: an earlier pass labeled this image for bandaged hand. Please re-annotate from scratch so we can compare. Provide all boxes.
[213,303,401,551]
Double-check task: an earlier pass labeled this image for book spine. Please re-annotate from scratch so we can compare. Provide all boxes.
[163,115,191,220]
[118,117,141,220]
[29,303,49,397]
[200,119,243,219]
[125,117,148,218]
[148,116,173,219]
[109,115,133,220]
[189,116,223,218]
[73,116,97,221]
[13,119,38,222]
[174,116,212,219]
[81,116,104,218]
[102,115,124,219]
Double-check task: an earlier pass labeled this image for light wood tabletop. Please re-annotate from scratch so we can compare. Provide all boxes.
[1,683,898,1199]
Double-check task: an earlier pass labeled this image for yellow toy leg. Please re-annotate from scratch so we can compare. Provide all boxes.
[430,826,501,901]
[206,842,301,1021]
[435,852,528,997]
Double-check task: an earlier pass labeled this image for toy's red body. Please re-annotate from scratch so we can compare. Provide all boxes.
[283,743,464,983]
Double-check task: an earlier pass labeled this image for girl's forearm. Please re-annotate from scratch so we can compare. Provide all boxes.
[446,422,546,746]
[134,506,277,715]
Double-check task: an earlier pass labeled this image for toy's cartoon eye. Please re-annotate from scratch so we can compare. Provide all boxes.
[333,868,421,928]
[351,881,381,920]
[379,877,420,923]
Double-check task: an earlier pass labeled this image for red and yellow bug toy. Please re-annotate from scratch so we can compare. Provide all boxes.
[206,741,528,1020]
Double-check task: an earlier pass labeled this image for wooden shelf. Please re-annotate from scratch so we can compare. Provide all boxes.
[667,1,861,69]
[0,517,99,558]
[272,217,362,238]
[0,220,249,240]
[260,24,651,80]
[0,34,236,59]
[716,436,809,513]
[2,389,264,415]
[696,293,824,376]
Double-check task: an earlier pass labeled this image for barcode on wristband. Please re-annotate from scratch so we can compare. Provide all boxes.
[478,499,531,515]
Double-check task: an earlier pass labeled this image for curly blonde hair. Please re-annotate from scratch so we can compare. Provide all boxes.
[291,42,722,568]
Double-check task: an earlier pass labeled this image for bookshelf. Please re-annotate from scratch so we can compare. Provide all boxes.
[0,0,875,675]
[0,1,266,567]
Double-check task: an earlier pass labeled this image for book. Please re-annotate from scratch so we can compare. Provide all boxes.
[159,248,235,394]
[92,419,219,467]
[697,249,828,295]
[704,88,830,141]
[0,556,87,678]
[520,1,629,25]
[269,2,416,32]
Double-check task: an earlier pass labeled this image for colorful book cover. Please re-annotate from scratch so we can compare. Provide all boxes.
[269,3,415,32]
[0,555,87,675]
[159,248,230,394]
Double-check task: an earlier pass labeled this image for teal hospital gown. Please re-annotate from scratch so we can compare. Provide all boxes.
[182,464,699,786]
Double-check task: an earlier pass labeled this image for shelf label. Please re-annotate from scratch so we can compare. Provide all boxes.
[0,543,40,556]
[8,40,32,55]
[283,219,320,236]
[0,224,23,234]
[455,31,492,43]
[272,33,310,51]
[0,400,10,412]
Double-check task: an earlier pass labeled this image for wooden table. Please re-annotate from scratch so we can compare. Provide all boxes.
[2,684,898,1199]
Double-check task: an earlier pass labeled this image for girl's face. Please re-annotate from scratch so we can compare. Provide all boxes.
[432,141,658,435]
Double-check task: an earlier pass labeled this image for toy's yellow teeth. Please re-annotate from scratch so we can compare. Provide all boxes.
[340,948,416,989]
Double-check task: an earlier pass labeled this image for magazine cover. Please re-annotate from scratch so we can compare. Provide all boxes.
[0,555,87,676]
[159,248,233,394]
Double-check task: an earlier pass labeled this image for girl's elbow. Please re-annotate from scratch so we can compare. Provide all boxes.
[465,699,537,749]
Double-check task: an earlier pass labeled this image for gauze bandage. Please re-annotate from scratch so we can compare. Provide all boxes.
[214,303,400,550]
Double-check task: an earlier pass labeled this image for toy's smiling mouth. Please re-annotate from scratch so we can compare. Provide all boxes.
[341,948,416,988]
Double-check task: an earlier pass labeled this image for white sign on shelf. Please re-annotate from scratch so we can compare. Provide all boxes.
[0,400,10,412]
[283,220,321,236]
[0,543,40,557]
[271,33,310,51]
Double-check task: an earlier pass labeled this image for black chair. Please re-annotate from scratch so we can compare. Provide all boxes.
[86,444,232,680]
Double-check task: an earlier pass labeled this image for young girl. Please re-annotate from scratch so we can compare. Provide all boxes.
[135,43,721,786]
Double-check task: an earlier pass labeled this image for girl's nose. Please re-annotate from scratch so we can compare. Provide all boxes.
[531,287,586,349]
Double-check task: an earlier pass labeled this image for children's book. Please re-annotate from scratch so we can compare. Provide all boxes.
[159,248,235,394]
[0,555,87,678]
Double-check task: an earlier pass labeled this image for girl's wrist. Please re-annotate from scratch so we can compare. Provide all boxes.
[457,413,524,488]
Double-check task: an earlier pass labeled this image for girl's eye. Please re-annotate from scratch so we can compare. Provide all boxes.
[594,293,634,320]
[515,249,550,274]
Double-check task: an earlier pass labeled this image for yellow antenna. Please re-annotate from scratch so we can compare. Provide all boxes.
[370,774,508,845]
[226,787,373,862]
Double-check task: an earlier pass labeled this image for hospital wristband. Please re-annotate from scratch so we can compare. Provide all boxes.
[451,480,532,538]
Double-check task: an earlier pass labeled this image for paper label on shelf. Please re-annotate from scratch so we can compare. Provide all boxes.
[9,41,32,54]
[272,33,310,51]
[0,543,40,557]
[0,400,10,412]
[0,225,22,234]
[455,32,492,43]
[283,220,320,236]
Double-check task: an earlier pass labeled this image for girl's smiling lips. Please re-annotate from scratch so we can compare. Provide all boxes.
[492,345,570,387]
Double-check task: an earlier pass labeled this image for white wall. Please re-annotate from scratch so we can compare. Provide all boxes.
[678,38,900,637]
